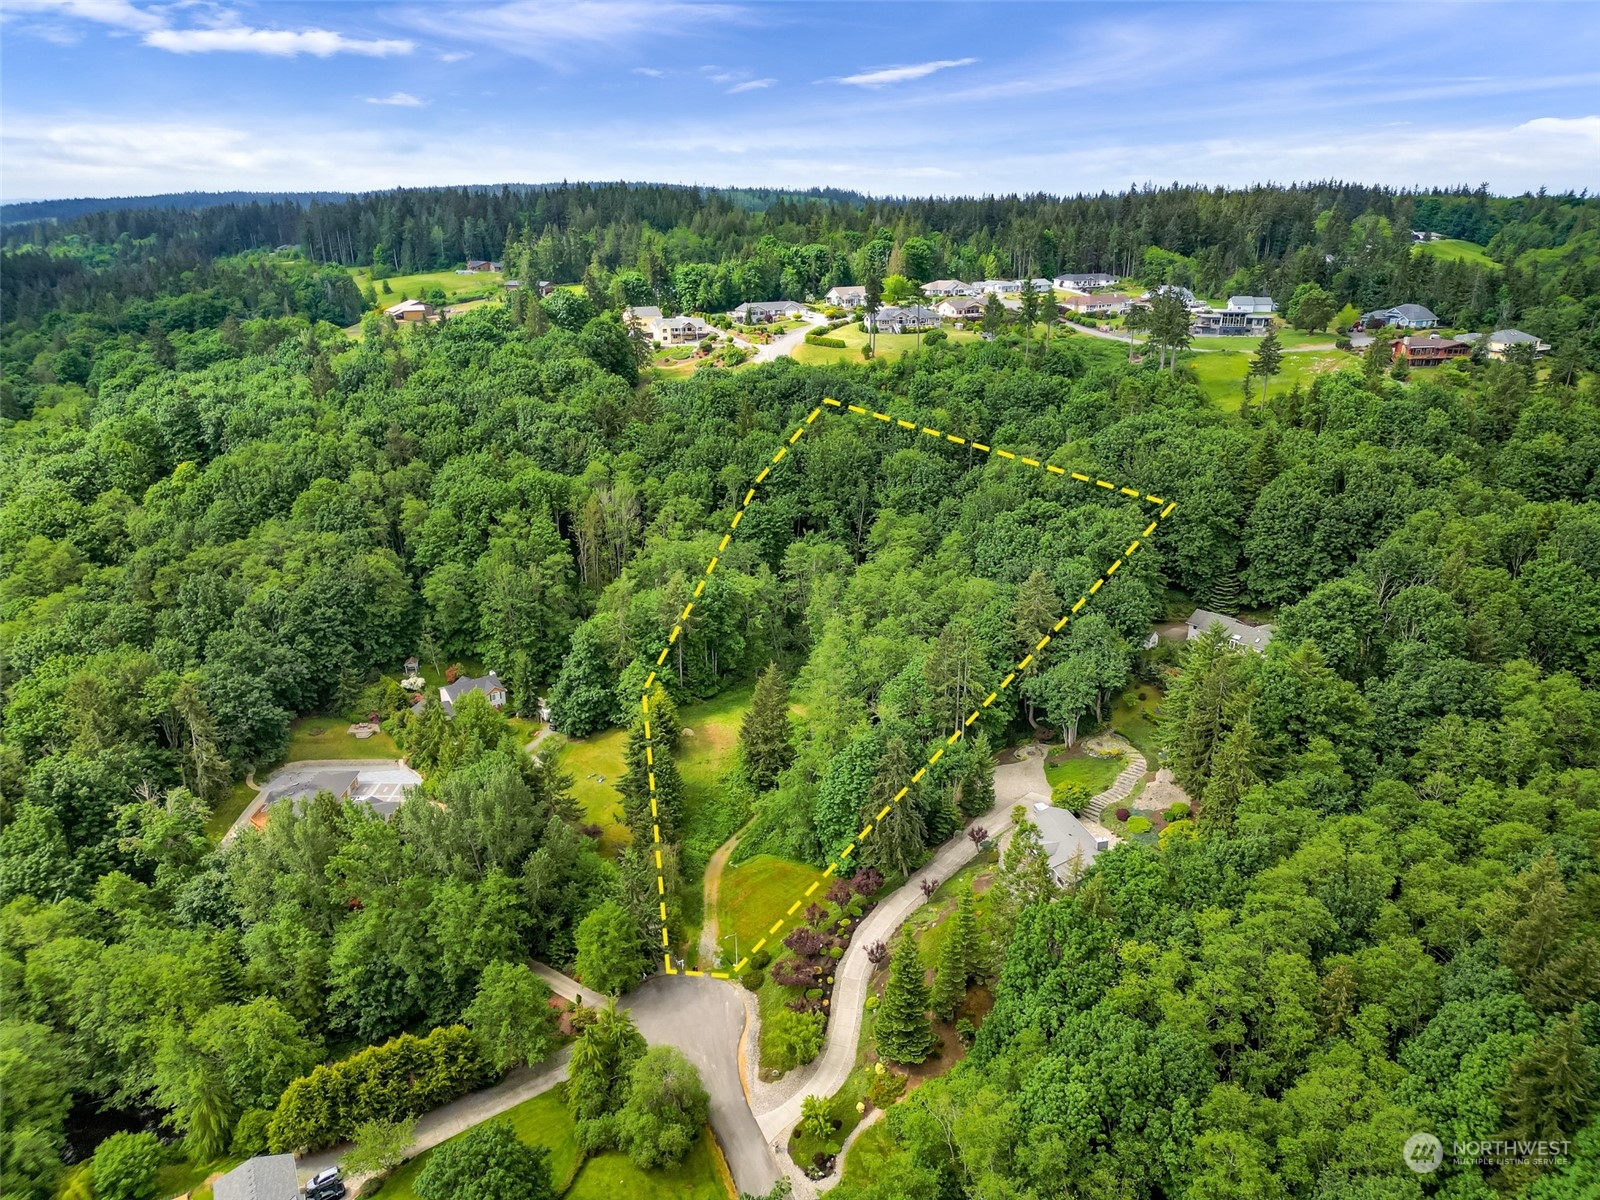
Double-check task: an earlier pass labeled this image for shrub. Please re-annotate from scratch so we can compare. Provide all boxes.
[768,1007,826,1071]
[1114,807,1131,822]
[866,1065,906,1109]
[742,968,765,992]
[1052,781,1092,812]
[414,1120,554,1200]
[923,328,948,345]
[956,1017,977,1048]
[268,1025,492,1153]
[229,1109,272,1157]
[91,1133,162,1200]
[1165,801,1192,822]
[805,334,846,348]
[749,948,772,970]
[1127,815,1153,834]
[827,946,843,959]
[806,988,823,1000]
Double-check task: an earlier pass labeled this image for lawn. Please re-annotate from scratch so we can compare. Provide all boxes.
[1190,329,1337,351]
[284,714,401,762]
[555,727,631,856]
[790,322,980,365]
[788,1066,870,1169]
[1111,683,1165,764]
[350,267,506,309]
[205,779,257,840]
[1042,749,1125,797]
[715,853,820,964]
[1415,238,1498,269]
[1185,347,1356,410]
[368,1086,725,1200]
[157,1155,237,1200]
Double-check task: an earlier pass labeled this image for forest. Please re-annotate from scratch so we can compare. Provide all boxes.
[2,185,1599,1200]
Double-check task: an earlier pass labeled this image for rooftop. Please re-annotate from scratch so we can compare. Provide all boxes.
[214,1156,299,1200]
[1186,608,1275,651]
[1031,802,1107,883]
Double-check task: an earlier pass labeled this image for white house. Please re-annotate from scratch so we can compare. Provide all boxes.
[384,298,437,322]
[974,279,1022,295]
[1190,308,1274,336]
[1459,329,1551,359]
[1055,273,1117,292]
[867,305,941,333]
[825,285,867,308]
[936,296,985,319]
[921,279,971,297]
[728,300,807,323]
[1185,608,1274,652]
[1227,295,1277,313]
[654,314,714,345]
[1142,284,1200,308]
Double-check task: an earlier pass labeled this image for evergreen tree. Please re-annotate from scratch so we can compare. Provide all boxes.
[739,663,795,791]
[859,737,925,879]
[1250,329,1282,405]
[929,922,966,1020]
[875,935,936,1064]
[951,889,980,984]
[1499,1010,1595,1144]
[617,684,683,845]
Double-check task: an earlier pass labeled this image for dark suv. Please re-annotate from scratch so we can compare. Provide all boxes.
[305,1168,345,1200]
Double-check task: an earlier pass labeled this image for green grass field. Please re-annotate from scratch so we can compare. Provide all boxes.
[1042,751,1124,796]
[790,322,980,365]
[1190,329,1336,351]
[350,267,506,310]
[1111,683,1165,764]
[1185,347,1356,410]
[284,714,401,762]
[205,779,257,841]
[1415,238,1498,268]
[555,728,631,855]
[715,853,820,962]
[369,1087,724,1200]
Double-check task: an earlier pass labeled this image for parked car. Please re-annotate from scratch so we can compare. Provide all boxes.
[305,1168,345,1200]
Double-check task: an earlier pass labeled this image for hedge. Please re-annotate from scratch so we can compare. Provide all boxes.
[268,1025,493,1153]
[805,335,846,348]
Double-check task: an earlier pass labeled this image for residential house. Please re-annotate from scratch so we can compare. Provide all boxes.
[215,1156,300,1200]
[1028,278,1056,292]
[921,279,971,297]
[461,259,499,273]
[866,305,940,333]
[1227,295,1277,313]
[1458,329,1551,359]
[1142,284,1200,308]
[936,296,985,320]
[1030,803,1109,885]
[1394,333,1470,367]
[728,300,807,323]
[1054,272,1117,292]
[1191,307,1274,336]
[1185,608,1274,652]
[436,670,508,716]
[1357,303,1438,330]
[652,314,713,345]
[623,305,663,328]
[1059,293,1131,316]
[824,285,867,308]
[1410,230,1444,242]
[974,279,1022,295]
[384,299,438,322]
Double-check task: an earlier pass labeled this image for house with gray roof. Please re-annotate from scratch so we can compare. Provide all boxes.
[1458,329,1550,359]
[1030,802,1109,885]
[254,769,359,829]
[824,285,867,308]
[728,300,807,323]
[866,305,940,333]
[1186,608,1274,652]
[921,279,971,296]
[1142,284,1200,308]
[414,670,508,717]
[1227,295,1277,313]
[214,1156,299,1200]
[1357,303,1437,330]
[1055,272,1117,292]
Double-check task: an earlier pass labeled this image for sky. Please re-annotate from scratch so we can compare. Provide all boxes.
[2,0,1598,201]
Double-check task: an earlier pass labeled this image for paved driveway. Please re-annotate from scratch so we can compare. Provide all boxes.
[748,310,831,362]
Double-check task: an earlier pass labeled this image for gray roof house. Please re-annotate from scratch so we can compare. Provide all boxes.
[1227,295,1277,313]
[866,305,940,333]
[1358,303,1438,330]
[1030,802,1109,885]
[1055,272,1117,291]
[1143,284,1199,307]
[728,300,806,323]
[1186,608,1274,652]
[825,285,867,308]
[441,671,507,716]
[214,1156,299,1200]
[256,769,360,828]
[921,279,971,296]
[1459,329,1551,359]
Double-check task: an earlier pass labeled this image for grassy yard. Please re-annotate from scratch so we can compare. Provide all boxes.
[350,267,505,309]
[1190,329,1337,351]
[555,727,631,856]
[1042,750,1124,796]
[1111,683,1165,764]
[1185,347,1356,410]
[369,1086,725,1200]
[715,853,820,962]
[790,322,981,365]
[788,1066,871,1169]
[1415,238,1498,268]
[284,714,401,762]
[157,1155,237,1200]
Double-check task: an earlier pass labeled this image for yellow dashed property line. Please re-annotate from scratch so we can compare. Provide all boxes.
[639,396,1174,978]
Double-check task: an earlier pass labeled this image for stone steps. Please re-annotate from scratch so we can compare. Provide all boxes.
[1085,751,1148,819]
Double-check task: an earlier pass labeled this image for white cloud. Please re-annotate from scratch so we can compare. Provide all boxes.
[368,92,426,107]
[145,25,413,56]
[727,78,775,94]
[404,1,746,65]
[633,67,663,77]
[439,50,473,62]
[2,0,161,32]
[835,58,977,88]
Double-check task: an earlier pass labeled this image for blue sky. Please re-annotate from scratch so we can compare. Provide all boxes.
[3,0,1597,200]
